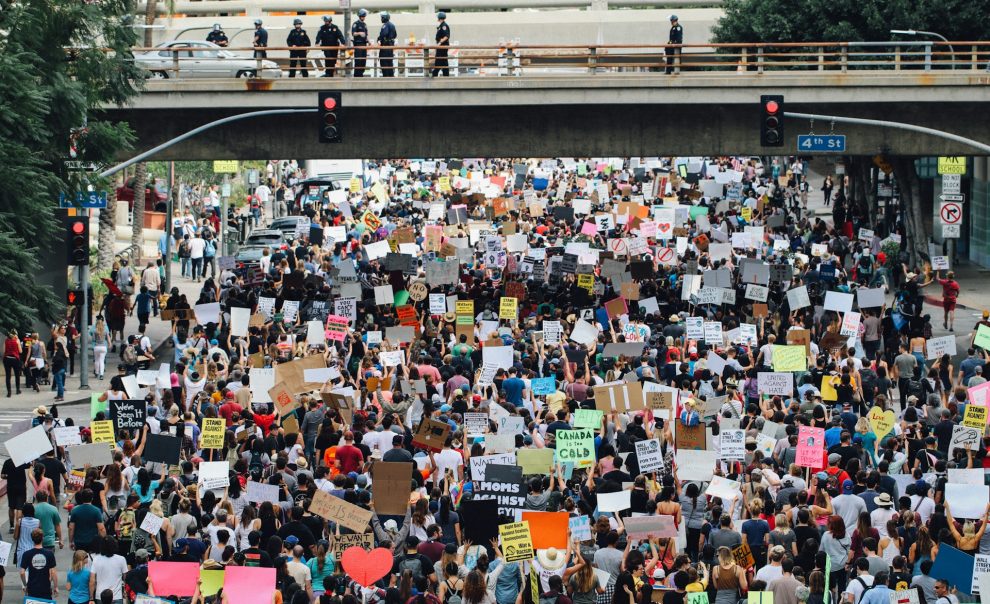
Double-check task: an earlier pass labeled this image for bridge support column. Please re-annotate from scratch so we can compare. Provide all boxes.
[419,0,436,14]
[590,0,609,10]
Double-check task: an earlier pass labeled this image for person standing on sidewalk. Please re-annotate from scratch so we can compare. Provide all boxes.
[51,327,69,402]
[91,316,109,380]
[189,231,205,282]
[4,329,23,397]
[141,261,161,317]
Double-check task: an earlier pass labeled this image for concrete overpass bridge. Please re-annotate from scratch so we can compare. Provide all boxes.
[101,42,990,160]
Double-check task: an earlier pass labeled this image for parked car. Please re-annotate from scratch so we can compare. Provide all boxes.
[135,40,283,79]
[269,216,309,242]
[234,246,266,271]
[116,177,168,212]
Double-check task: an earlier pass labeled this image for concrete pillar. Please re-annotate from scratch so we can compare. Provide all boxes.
[970,157,989,266]
[419,0,435,15]
[590,0,609,10]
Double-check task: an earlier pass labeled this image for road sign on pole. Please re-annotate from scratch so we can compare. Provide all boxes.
[939,193,965,202]
[59,191,107,209]
[797,135,846,153]
[943,224,961,238]
[942,174,961,195]
[940,202,962,225]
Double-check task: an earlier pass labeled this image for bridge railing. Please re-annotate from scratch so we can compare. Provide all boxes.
[121,41,990,79]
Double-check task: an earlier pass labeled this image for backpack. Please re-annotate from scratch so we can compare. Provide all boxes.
[204,239,216,257]
[854,576,875,604]
[249,451,265,481]
[399,555,426,583]
[118,508,136,539]
[122,344,138,365]
[539,593,560,604]
[443,580,462,604]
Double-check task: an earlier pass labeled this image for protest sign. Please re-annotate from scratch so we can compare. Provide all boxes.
[867,407,896,439]
[719,429,745,461]
[635,438,665,473]
[473,470,527,518]
[675,450,718,481]
[796,426,825,469]
[412,418,451,452]
[597,490,632,513]
[53,426,81,447]
[520,512,568,550]
[110,399,147,432]
[90,420,116,445]
[329,533,375,561]
[556,429,596,464]
[517,449,555,475]
[624,515,678,539]
[771,346,806,372]
[309,490,373,532]
[499,521,534,562]
[757,372,793,396]
[675,424,706,450]
[200,418,226,449]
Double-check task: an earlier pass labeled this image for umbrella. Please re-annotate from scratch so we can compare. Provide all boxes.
[101,278,123,298]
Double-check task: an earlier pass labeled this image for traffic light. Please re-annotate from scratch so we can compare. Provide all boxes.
[318,91,342,143]
[66,289,83,307]
[760,95,784,147]
[65,216,89,266]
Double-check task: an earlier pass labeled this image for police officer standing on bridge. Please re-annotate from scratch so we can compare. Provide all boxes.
[287,18,311,77]
[206,23,229,47]
[377,12,397,77]
[353,9,370,77]
[431,12,451,77]
[666,14,682,74]
[253,19,268,58]
[316,16,346,77]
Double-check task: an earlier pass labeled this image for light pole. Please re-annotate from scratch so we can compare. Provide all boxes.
[890,29,956,69]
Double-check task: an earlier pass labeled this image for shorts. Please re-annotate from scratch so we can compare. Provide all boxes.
[8,491,26,510]
[943,298,957,311]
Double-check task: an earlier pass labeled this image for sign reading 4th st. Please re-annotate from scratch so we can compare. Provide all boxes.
[59,191,108,209]
[797,135,846,153]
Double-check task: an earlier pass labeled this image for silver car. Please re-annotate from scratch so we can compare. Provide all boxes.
[135,40,282,79]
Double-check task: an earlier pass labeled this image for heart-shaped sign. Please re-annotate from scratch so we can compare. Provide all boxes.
[341,546,394,586]
[867,406,896,440]
[658,222,672,233]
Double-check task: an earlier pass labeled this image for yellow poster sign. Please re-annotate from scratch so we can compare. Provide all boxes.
[212,160,239,173]
[938,157,967,175]
[500,297,518,321]
[741,207,752,222]
[201,418,226,449]
[499,521,534,562]
[577,274,594,292]
[371,181,389,204]
[362,211,382,231]
[349,177,362,193]
[438,176,451,192]
[91,420,115,445]
[963,404,987,429]
[455,301,474,315]
[771,345,807,372]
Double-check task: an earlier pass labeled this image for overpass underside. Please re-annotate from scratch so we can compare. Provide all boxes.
[101,73,990,159]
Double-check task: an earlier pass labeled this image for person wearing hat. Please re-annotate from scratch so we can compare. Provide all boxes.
[665,14,683,74]
[376,11,397,77]
[831,479,866,534]
[353,9,370,76]
[253,19,268,58]
[286,18,311,77]
[206,23,228,47]
[316,16,346,77]
[534,547,570,592]
[431,12,451,77]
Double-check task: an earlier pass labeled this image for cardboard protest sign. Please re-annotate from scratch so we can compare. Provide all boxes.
[517,449,554,475]
[371,461,413,515]
[267,381,300,417]
[520,512,568,550]
[66,443,113,468]
[412,418,451,452]
[309,490,373,532]
[675,424,706,450]
[110,400,147,432]
[329,533,375,561]
[624,515,678,539]
[796,426,825,469]
[593,381,645,412]
[732,543,756,569]
[499,521,534,562]
[555,429,596,464]
[200,418,226,449]
[274,354,328,395]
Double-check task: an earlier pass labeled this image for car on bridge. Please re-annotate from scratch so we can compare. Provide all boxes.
[135,40,283,79]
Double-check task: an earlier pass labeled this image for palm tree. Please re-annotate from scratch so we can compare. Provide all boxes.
[132,163,147,252]
[97,184,118,271]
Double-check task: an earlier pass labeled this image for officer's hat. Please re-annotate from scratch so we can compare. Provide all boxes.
[323,15,332,22]
[380,11,390,21]
[293,18,303,25]
[254,19,262,26]
[668,14,678,21]
[357,8,368,17]
[437,11,446,19]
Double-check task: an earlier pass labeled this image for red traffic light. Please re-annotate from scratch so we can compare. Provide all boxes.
[71,221,86,234]
[67,291,77,304]
[323,97,337,110]
[765,100,779,114]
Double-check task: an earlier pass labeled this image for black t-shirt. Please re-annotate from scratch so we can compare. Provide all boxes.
[392,552,435,580]
[934,421,955,453]
[243,546,274,568]
[793,524,820,550]
[40,456,66,495]
[125,565,151,595]
[20,547,56,598]
[663,590,686,604]
[278,521,316,553]
[2,459,28,495]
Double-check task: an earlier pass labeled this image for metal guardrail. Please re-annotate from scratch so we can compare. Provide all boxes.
[120,41,990,79]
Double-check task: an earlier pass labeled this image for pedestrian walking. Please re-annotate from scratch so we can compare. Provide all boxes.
[287,18,311,77]
[432,12,451,77]
[4,329,23,396]
[316,16,346,77]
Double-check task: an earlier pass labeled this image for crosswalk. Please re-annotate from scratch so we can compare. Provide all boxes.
[0,410,39,437]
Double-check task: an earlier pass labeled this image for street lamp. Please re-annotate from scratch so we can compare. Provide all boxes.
[890,29,956,69]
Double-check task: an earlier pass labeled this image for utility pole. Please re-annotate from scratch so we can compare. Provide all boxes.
[164,160,174,292]
[79,208,90,391]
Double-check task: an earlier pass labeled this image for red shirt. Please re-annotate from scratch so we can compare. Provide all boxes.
[218,401,241,426]
[939,278,960,301]
[335,444,364,474]
[254,413,276,436]
[3,338,20,358]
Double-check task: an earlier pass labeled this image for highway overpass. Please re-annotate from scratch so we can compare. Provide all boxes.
[102,69,990,160]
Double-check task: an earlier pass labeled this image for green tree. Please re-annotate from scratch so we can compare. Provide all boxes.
[0,0,144,329]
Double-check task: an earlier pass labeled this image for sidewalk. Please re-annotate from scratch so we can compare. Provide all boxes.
[0,260,202,411]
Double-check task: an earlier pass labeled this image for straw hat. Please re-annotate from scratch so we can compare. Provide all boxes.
[536,547,567,571]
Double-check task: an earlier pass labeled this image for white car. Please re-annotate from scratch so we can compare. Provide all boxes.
[135,40,282,79]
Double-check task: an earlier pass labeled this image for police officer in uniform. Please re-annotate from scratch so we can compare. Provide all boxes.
[315,16,346,77]
[206,23,229,47]
[253,19,268,58]
[377,11,397,77]
[431,12,451,77]
[287,18,311,77]
[666,14,683,74]
[352,9,370,77]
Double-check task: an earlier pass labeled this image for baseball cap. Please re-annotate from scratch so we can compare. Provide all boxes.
[828,453,842,464]
[285,535,300,545]
[841,479,854,494]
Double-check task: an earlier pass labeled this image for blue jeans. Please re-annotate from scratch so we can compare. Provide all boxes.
[54,367,65,397]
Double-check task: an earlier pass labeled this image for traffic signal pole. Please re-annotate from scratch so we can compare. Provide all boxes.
[783,111,990,154]
[79,209,90,390]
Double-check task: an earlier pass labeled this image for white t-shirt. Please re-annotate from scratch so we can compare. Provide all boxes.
[92,554,128,600]
[433,449,463,479]
[188,237,206,259]
[843,574,874,604]
[757,564,783,585]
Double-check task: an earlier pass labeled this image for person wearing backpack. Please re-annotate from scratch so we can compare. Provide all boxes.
[842,558,874,604]
[540,575,573,604]
[438,561,464,604]
[392,536,438,586]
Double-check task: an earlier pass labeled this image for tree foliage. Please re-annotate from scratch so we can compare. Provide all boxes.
[0,0,144,329]
[712,0,990,44]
